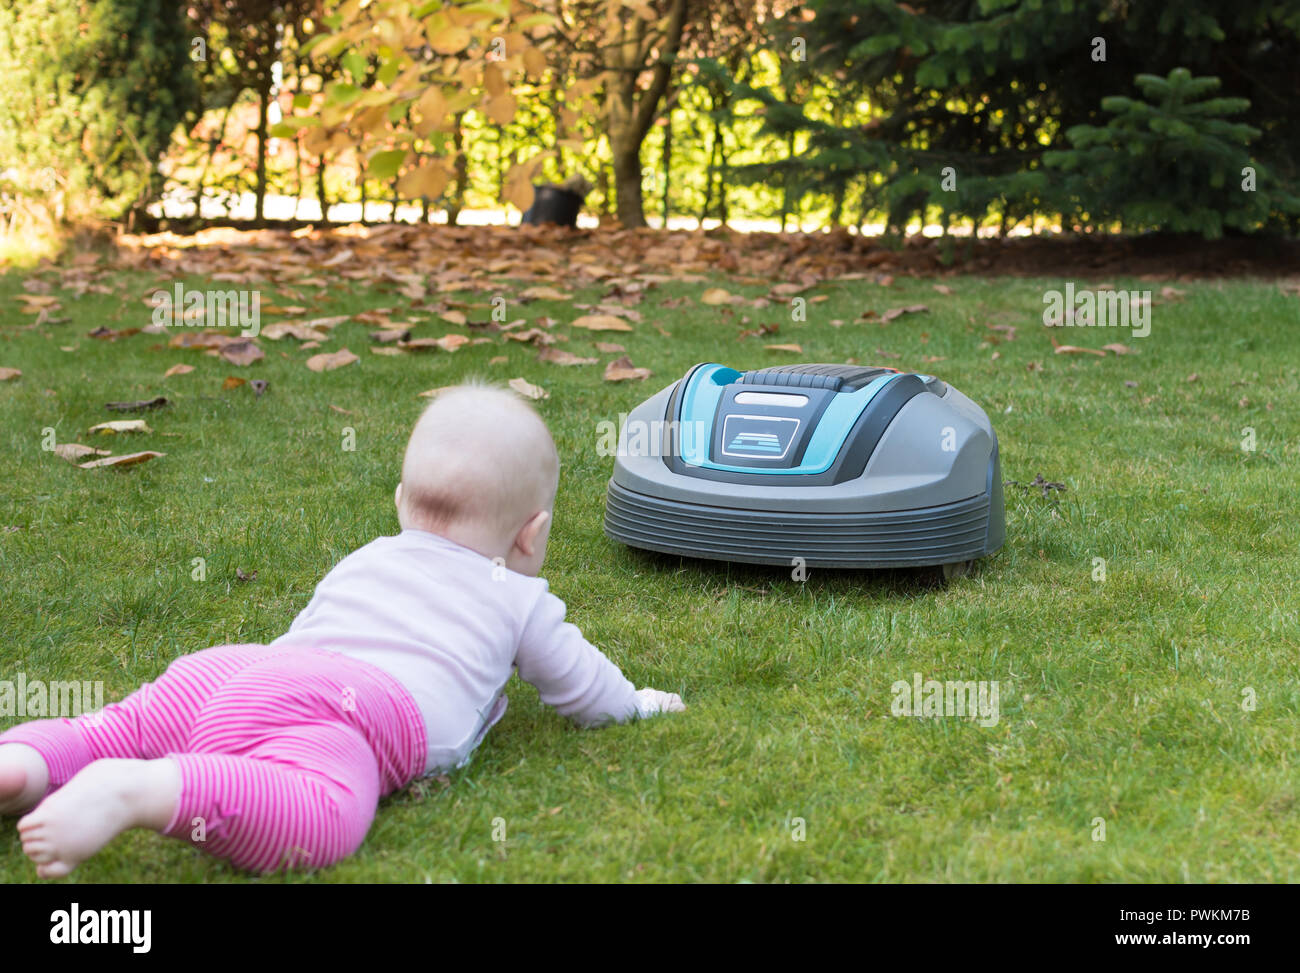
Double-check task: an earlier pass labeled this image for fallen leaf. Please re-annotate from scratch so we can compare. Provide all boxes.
[262,322,329,341]
[880,304,928,323]
[53,443,111,463]
[570,314,633,332]
[508,377,548,400]
[220,340,265,366]
[701,287,734,306]
[78,451,164,469]
[304,315,350,330]
[504,328,556,346]
[764,343,804,353]
[329,404,355,414]
[106,396,170,413]
[250,379,269,398]
[1026,361,1043,372]
[603,356,652,382]
[236,568,258,583]
[370,328,412,344]
[417,387,452,399]
[88,419,152,435]
[1187,373,1199,383]
[88,326,140,341]
[521,286,572,301]
[0,367,21,381]
[594,342,625,353]
[488,355,508,365]
[933,284,953,295]
[1052,343,1106,356]
[399,334,470,352]
[223,376,247,390]
[1102,343,1133,355]
[306,348,360,372]
[164,363,195,377]
[537,347,597,366]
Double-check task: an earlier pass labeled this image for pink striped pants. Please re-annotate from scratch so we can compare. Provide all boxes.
[0,644,426,873]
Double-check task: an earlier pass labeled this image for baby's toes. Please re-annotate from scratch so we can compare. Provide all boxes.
[37,861,72,880]
[22,837,54,862]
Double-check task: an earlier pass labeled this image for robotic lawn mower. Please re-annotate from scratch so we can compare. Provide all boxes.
[604,362,1005,577]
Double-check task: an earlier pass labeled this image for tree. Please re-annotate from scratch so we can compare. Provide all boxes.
[0,0,195,226]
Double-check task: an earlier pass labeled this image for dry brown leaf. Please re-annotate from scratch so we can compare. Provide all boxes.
[701,287,734,306]
[304,315,350,330]
[880,304,929,322]
[603,356,652,382]
[0,367,21,381]
[223,376,247,390]
[504,328,556,346]
[220,340,265,366]
[399,334,470,352]
[88,419,151,435]
[1052,343,1106,356]
[78,451,164,470]
[537,347,597,366]
[933,284,954,295]
[570,314,633,332]
[1102,343,1133,355]
[163,363,195,377]
[508,377,548,400]
[764,343,804,354]
[521,286,572,301]
[262,322,329,341]
[489,355,508,365]
[53,443,110,463]
[371,346,407,357]
[594,342,626,354]
[106,396,169,413]
[306,348,360,372]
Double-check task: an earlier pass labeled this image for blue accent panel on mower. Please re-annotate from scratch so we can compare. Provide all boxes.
[676,363,901,475]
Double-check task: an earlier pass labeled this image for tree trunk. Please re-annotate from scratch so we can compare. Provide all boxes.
[611,142,646,228]
[447,112,468,225]
[661,107,672,228]
[601,0,689,228]
[254,86,270,224]
[316,155,329,222]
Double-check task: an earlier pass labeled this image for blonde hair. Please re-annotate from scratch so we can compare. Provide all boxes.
[398,382,559,539]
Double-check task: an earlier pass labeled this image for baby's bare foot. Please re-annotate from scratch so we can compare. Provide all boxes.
[0,743,50,816]
[17,758,180,879]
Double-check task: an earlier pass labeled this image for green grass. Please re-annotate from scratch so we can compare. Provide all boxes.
[1,249,1298,882]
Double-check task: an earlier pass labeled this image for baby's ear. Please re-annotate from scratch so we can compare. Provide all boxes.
[515,510,550,557]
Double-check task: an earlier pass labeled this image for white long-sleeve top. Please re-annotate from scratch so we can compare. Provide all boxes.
[270,528,641,774]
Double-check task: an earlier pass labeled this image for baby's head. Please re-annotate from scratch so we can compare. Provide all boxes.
[395,382,559,576]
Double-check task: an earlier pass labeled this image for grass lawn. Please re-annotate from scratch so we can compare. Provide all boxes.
[1,240,1297,882]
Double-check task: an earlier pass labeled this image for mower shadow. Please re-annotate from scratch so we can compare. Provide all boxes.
[614,547,965,601]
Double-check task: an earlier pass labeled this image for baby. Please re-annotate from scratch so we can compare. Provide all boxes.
[0,383,684,877]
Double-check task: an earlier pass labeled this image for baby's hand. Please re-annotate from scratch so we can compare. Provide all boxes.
[634,687,685,718]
